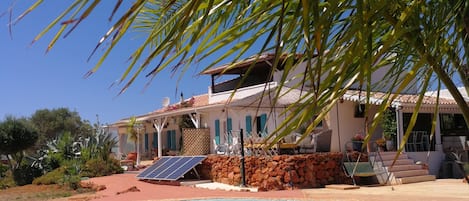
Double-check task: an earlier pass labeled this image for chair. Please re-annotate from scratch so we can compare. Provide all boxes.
[297,133,316,153]
[230,136,241,155]
[406,131,417,152]
[213,139,227,155]
[315,129,332,152]
[296,129,332,153]
[417,131,430,151]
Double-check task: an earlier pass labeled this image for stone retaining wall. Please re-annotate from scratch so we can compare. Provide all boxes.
[197,153,362,191]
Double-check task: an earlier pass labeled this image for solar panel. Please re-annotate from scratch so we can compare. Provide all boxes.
[166,156,206,180]
[136,157,171,178]
[136,156,206,181]
[141,157,180,178]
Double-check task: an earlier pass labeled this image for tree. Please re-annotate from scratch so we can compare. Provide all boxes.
[30,108,93,145]
[11,0,469,151]
[0,116,38,170]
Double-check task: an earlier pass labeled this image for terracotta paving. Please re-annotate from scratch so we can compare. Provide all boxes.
[76,172,469,201]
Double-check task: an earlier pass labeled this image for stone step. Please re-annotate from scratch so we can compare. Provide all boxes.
[392,169,429,178]
[394,175,436,184]
[387,164,423,172]
[382,159,414,166]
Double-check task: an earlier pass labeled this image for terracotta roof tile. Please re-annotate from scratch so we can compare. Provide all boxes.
[345,90,457,105]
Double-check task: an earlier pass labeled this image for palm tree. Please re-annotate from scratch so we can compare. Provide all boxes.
[12,0,469,151]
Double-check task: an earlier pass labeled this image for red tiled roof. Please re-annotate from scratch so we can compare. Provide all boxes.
[344,90,457,105]
[149,94,210,114]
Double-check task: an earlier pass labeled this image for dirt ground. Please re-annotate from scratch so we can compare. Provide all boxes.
[1,174,469,201]
[0,184,86,201]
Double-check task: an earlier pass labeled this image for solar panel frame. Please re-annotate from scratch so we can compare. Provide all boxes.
[136,156,206,181]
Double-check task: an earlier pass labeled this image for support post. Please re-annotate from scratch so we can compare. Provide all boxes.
[240,129,246,187]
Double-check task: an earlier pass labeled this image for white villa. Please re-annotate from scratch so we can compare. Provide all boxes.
[112,54,468,178]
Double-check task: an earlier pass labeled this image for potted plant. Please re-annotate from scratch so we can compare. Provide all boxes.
[375,138,386,151]
[382,108,397,151]
[351,133,364,151]
[126,116,142,162]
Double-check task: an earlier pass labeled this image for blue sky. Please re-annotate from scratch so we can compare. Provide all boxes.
[0,1,212,124]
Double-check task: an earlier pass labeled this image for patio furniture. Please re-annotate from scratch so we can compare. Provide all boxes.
[244,135,277,156]
[213,139,228,155]
[315,129,332,152]
[279,143,298,154]
[342,141,389,186]
[296,129,332,153]
[406,131,430,152]
[297,133,316,153]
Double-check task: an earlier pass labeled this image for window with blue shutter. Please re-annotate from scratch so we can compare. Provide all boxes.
[227,117,232,144]
[170,130,177,150]
[166,130,171,149]
[245,115,252,136]
[166,130,177,150]
[215,119,220,144]
[153,132,158,148]
[144,133,149,151]
[260,113,267,136]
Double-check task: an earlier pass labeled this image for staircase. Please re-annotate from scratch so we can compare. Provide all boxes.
[370,151,436,185]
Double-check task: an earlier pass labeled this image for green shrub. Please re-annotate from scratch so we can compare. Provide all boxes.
[32,165,81,190]
[80,158,123,178]
[0,164,8,177]
[33,167,65,185]
[13,164,43,186]
[0,170,16,189]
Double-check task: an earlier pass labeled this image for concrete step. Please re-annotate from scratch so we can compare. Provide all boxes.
[394,175,436,184]
[388,164,423,172]
[392,169,429,178]
[382,159,414,166]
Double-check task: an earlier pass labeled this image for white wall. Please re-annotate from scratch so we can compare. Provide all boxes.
[273,61,419,93]
[209,82,277,104]
[329,100,383,152]
[407,152,445,176]
[205,105,286,153]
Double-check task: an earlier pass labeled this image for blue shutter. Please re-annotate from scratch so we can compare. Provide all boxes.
[215,119,220,144]
[260,114,267,136]
[144,133,149,151]
[153,132,158,148]
[245,115,252,136]
[171,130,177,150]
[166,130,171,149]
[227,118,232,144]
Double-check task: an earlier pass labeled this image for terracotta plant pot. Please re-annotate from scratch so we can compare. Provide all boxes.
[126,152,137,161]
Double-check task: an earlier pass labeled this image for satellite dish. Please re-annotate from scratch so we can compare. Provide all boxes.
[162,97,170,107]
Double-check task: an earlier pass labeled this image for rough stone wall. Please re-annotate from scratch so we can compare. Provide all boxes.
[198,153,361,191]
